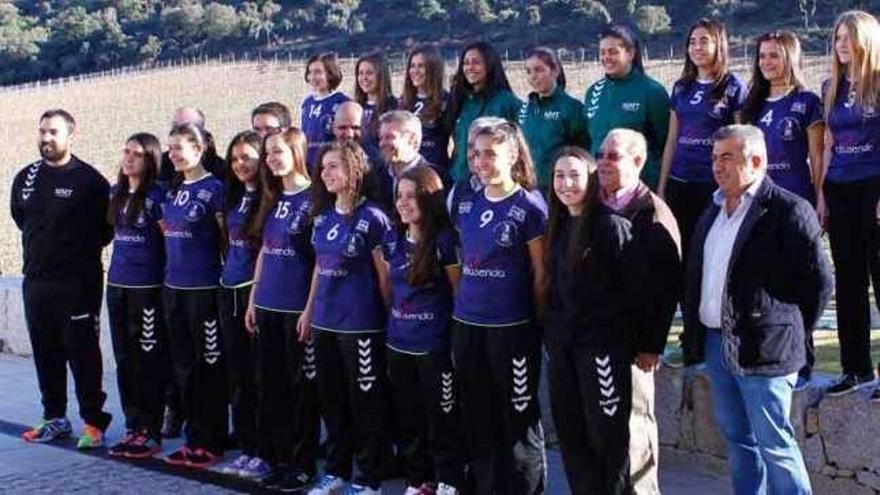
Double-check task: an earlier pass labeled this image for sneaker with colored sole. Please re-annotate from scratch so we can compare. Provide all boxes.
[22,418,72,443]
[221,454,251,475]
[165,446,193,466]
[124,433,161,459]
[108,430,136,457]
[76,424,104,449]
[186,447,222,469]
[308,474,346,495]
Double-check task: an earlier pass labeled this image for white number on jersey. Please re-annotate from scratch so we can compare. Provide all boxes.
[479,209,494,229]
[689,90,704,106]
[326,223,340,241]
[309,103,323,119]
[760,110,774,127]
[274,201,290,219]
[173,190,190,207]
[413,101,425,115]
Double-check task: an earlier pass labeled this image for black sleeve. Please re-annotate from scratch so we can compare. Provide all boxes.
[10,169,24,230]
[94,173,112,247]
[784,199,833,333]
[631,219,683,355]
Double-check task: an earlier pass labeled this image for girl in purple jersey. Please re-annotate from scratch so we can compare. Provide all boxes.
[742,31,825,388]
[106,133,168,459]
[658,18,745,259]
[355,52,397,150]
[820,11,880,397]
[298,141,392,495]
[161,124,229,468]
[242,128,319,491]
[217,131,263,477]
[401,45,452,179]
[302,52,349,172]
[377,166,463,495]
[452,120,547,494]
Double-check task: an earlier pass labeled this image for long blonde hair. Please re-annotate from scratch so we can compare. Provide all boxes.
[825,10,880,118]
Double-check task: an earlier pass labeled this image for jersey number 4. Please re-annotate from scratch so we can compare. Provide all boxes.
[760,110,774,127]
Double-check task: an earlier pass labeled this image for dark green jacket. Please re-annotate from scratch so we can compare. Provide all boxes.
[519,86,590,188]
[450,89,522,181]
[584,70,670,189]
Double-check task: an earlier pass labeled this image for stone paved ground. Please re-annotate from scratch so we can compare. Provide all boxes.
[0,353,730,494]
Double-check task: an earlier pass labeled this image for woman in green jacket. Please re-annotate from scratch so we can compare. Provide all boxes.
[449,41,523,181]
[584,25,670,190]
[519,47,590,194]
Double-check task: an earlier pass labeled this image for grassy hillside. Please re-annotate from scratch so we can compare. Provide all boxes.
[0,56,832,275]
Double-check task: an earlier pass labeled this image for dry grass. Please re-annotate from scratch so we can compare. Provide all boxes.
[0,56,833,275]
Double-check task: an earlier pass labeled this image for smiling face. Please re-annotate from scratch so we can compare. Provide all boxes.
[712,137,762,197]
[357,60,378,97]
[265,133,293,177]
[333,104,363,142]
[525,56,557,95]
[553,156,590,213]
[600,37,635,78]
[835,23,853,66]
[688,27,718,71]
[230,141,260,184]
[167,133,202,172]
[758,39,788,84]
[396,178,422,226]
[121,139,146,178]
[307,60,329,93]
[472,134,514,187]
[408,53,428,91]
[597,136,642,194]
[320,149,352,195]
[463,49,488,89]
[38,116,73,164]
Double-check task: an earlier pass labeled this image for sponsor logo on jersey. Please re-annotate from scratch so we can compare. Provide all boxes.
[54,187,73,198]
[791,102,807,114]
[197,189,213,202]
[621,102,641,112]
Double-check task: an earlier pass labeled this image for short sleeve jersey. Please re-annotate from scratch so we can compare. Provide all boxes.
[220,190,259,287]
[162,174,224,289]
[825,78,880,183]
[754,90,823,201]
[408,92,452,176]
[108,184,166,287]
[383,227,459,353]
[310,201,391,332]
[670,75,746,182]
[302,91,349,171]
[454,187,547,326]
[253,188,314,312]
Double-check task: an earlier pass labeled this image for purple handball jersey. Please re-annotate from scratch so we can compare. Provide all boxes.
[108,184,166,287]
[670,75,746,182]
[383,227,459,353]
[220,190,259,287]
[825,78,880,183]
[253,188,315,312]
[162,174,224,289]
[408,92,452,176]
[301,91,349,171]
[310,200,391,332]
[755,90,823,202]
[454,187,547,326]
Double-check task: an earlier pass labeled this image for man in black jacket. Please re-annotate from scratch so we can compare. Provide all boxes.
[373,110,442,213]
[10,109,113,448]
[682,125,832,495]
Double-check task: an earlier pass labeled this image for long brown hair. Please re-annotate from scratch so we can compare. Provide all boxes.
[545,146,599,284]
[743,31,807,124]
[310,140,372,217]
[108,133,162,226]
[678,18,733,104]
[355,52,395,135]
[525,46,567,89]
[469,119,537,191]
[223,130,264,248]
[825,10,880,119]
[249,128,310,238]
[402,44,446,124]
[395,166,451,287]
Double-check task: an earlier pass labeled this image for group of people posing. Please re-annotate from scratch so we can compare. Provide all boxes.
[9,9,880,495]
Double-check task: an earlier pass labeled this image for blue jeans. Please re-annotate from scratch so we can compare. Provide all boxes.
[704,331,812,495]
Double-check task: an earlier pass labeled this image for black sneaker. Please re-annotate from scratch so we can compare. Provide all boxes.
[161,407,183,439]
[276,470,312,493]
[826,373,875,396]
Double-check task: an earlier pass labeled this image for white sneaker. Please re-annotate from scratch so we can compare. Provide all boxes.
[345,483,381,495]
[436,483,458,495]
[404,487,422,495]
[308,474,346,495]
[221,454,250,475]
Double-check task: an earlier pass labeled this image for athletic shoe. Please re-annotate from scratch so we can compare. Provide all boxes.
[404,487,421,495]
[434,483,458,495]
[404,484,435,495]
[826,373,875,396]
[276,470,312,493]
[221,454,251,475]
[240,456,271,479]
[308,474,345,495]
[22,417,72,443]
[870,386,880,402]
[435,483,458,495]
[161,407,183,439]
[165,445,193,466]
[186,447,223,469]
[345,483,381,495]
[124,432,161,459]
[108,430,136,457]
[76,424,104,449]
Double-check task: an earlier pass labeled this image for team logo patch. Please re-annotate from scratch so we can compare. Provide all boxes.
[185,201,206,222]
[507,205,526,223]
[493,221,518,248]
[356,219,370,234]
[196,189,213,202]
[343,232,365,257]
[791,102,807,114]
[778,117,802,141]
[288,211,305,234]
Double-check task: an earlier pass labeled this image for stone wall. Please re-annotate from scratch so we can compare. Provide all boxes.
[657,364,880,494]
